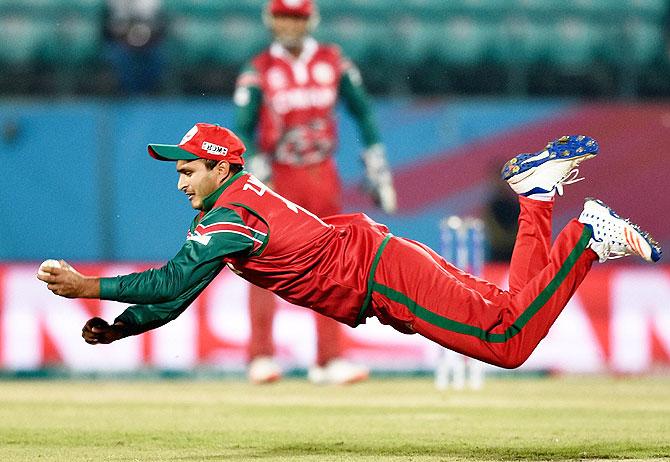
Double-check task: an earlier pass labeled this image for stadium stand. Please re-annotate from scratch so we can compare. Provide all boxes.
[0,0,667,96]
[0,0,103,93]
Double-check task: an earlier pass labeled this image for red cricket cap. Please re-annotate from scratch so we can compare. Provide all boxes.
[269,0,313,17]
[148,123,246,165]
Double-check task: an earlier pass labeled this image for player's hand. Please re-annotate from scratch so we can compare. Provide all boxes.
[361,144,398,214]
[81,317,127,345]
[36,260,100,299]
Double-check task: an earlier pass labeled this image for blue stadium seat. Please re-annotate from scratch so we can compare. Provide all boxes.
[528,19,609,68]
[511,0,628,22]
[623,0,669,21]
[500,16,555,65]
[163,0,264,18]
[0,0,57,15]
[565,0,617,14]
[321,0,400,21]
[45,17,102,67]
[404,0,512,21]
[0,0,103,18]
[434,17,501,65]
[456,0,513,20]
[316,17,394,65]
[214,17,268,66]
[396,16,505,67]
[163,0,225,17]
[633,0,668,15]
[166,16,267,68]
[622,18,665,65]
[403,0,453,21]
[58,0,105,18]
[0,15,52,66]
[393,18,441,67]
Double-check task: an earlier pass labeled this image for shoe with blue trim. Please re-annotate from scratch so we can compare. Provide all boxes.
[579,198,662,263]
[502,135,599,196]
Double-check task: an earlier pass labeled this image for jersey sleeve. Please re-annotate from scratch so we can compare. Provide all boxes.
[233,61,263,158]
[338,58,381,148]
[99,207,265,334]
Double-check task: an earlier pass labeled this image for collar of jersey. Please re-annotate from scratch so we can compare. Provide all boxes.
[201,170,247,212]
[270,36,318,62]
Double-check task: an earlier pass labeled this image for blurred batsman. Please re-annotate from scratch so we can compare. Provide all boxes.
[231,0,396,384]
[38,124,662,371]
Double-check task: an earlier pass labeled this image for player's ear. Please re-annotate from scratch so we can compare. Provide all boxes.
[216,160,231,181]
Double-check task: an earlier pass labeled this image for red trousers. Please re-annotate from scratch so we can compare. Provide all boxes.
[248,159,345,366]
[368,196,597,368]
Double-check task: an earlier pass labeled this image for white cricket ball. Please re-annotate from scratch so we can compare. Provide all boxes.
[38,259,62,277]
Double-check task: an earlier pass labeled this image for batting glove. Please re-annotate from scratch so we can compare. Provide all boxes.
[361,144,397,214]
[246,153,272,183]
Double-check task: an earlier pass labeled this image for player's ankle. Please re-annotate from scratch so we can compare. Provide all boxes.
[524,190,556,202]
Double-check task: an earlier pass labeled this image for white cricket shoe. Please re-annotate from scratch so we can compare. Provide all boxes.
[579,198,662,263]
[247,356,282,384]
[502,135,599,196]
[307,359,369,385]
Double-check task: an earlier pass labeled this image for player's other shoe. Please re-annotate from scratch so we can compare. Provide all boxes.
[307,359,369,385]
[502,135,598,196]
[579,198,662,263]
[247,356,282,384]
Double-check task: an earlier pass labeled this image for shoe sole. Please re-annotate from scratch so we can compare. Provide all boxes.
[585,197,662,263]
[501,135,599,182]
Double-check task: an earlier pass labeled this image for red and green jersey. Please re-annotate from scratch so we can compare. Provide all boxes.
[101,171,389,332]
[233,37,380,164]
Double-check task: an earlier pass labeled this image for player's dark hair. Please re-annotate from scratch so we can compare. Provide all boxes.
[204,159,244,175]
[229,164,243,174]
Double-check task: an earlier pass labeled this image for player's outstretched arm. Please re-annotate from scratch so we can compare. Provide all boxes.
[36,260,100,299]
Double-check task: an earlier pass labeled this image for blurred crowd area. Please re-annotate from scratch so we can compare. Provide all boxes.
[1,0,669,97]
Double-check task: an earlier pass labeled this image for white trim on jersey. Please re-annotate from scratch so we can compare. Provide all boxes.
[198,221,268,237]
[205,229,265,245]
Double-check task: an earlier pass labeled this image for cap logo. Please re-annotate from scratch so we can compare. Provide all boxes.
[180,125,198,144]
[202,141,228,156]
[284,0,305,7]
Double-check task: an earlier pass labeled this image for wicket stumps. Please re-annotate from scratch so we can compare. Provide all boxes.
[435,216,486,390]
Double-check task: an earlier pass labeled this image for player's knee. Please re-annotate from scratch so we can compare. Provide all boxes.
[492,350,529,369]
[496,357,526,369]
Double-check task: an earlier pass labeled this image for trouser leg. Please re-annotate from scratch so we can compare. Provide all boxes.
[368,201,596,368]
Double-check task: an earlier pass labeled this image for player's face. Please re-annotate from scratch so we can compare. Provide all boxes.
[176,159,220,210]
[270,14,309,49]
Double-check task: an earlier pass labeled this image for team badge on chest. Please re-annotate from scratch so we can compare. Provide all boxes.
[312,62,335,85]
[268,67,288,90]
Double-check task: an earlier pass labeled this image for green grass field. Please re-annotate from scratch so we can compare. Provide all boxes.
[0,375,669,461]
